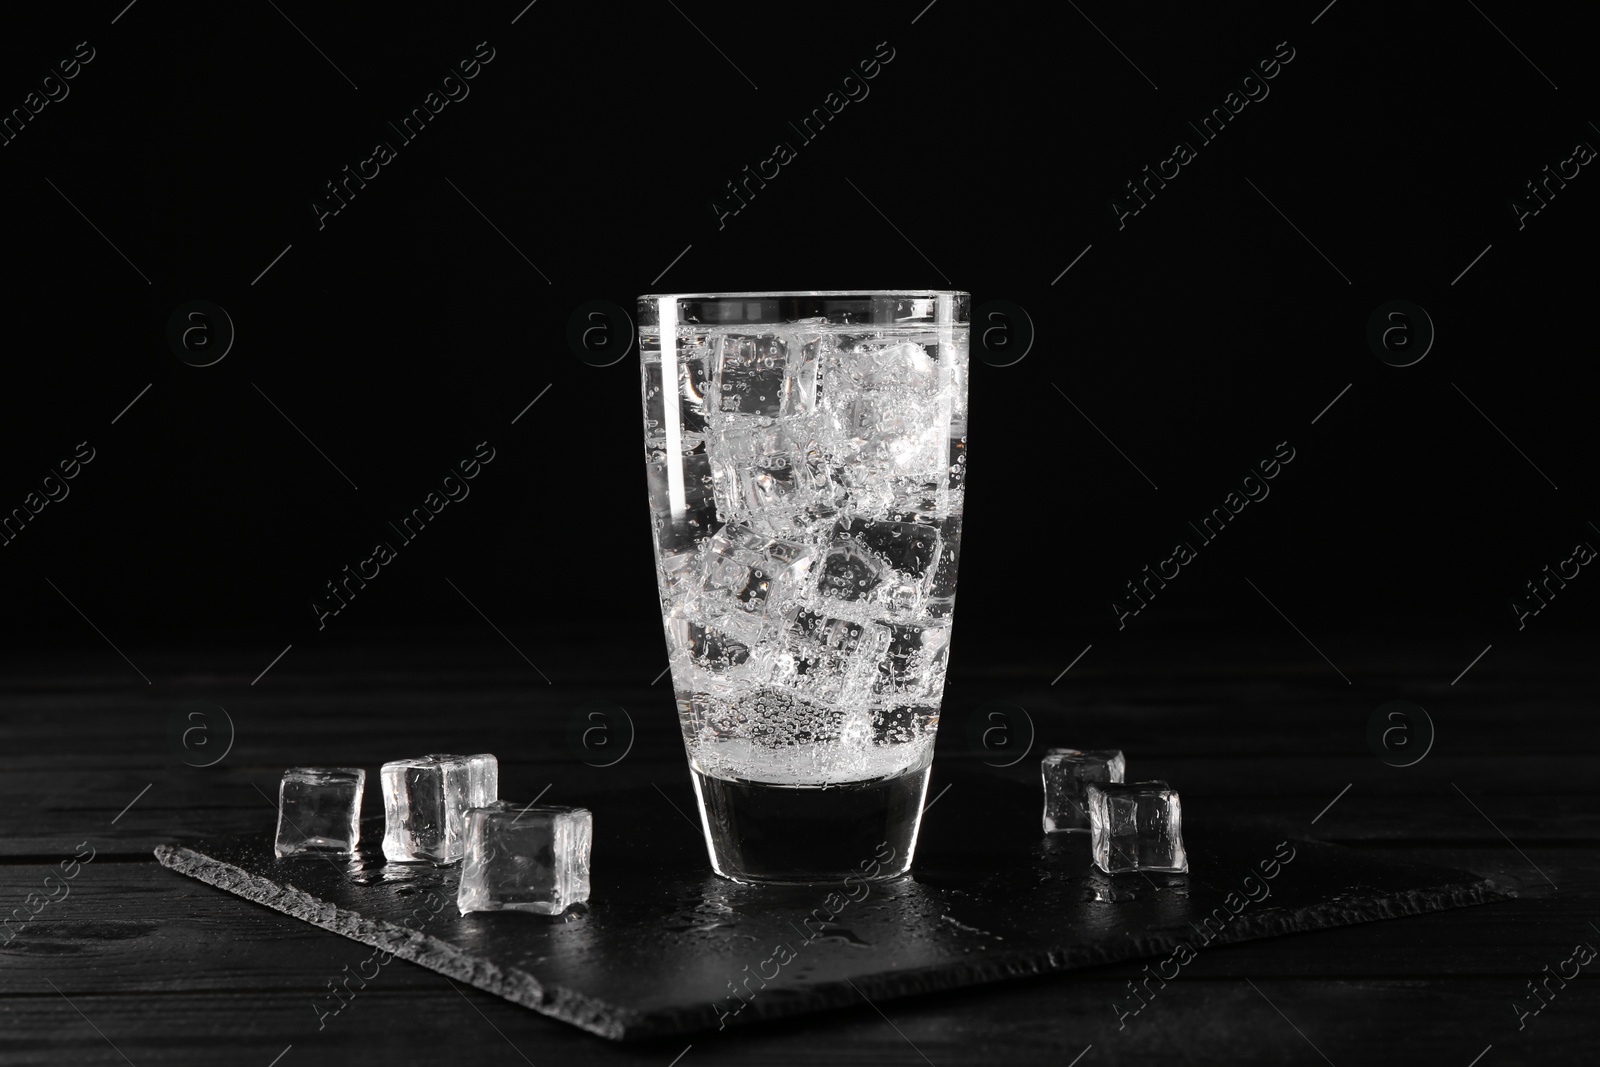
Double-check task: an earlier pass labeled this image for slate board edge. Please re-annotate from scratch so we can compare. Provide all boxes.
[155,839,1517,1041]
[152,844,636,1041]
[700,854,1518,1037]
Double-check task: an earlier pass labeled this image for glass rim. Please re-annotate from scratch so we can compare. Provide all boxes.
[637,289,969,300]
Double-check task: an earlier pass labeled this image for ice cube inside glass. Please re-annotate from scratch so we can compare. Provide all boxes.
[381,753,499,865]
[274,767,365,858]
[1087,779,1188,874]
[1041,748,1126,833]
[457,802,593,916]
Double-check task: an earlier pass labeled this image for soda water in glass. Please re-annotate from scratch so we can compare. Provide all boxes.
[639,292,970,883]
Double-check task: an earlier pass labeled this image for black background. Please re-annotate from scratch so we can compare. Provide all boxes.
[3,3,1598,1063]
[1,0,1594,679]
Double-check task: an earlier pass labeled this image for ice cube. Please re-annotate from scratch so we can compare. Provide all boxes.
[853,340,938,389]
[795,330,837,382]
[274,767,364,858]
[457,801,593,916]
[646,449,715,511]
[814,532,886,604]
[923,514,962,618]
[679,341,714,428]
[772,607,888,703]
[642,335,714,440]
[697,524,816,619]
[713,332,816,417]
[816,518,942,615]
[646,450,718,554]
[853,517,941,578]
[831,335,940,385]
[381,753,499,864]
[883,418,945,477]
[828,395,944,474]
[1041,748,1126,833]
[1087,780,1188,874]
[871,622,952,700]
[706,422,837,531]
[819,337,947,482]
[702,544,770,612]
[670,613,769,683]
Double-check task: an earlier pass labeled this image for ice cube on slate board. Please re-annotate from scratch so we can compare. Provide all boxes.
[381,754,498,864]
[274,767,365,858]
[1087,780,1188,874]
[1041,748,1126,833]
[457,801,593,916]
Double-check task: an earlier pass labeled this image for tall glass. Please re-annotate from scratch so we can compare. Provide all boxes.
[639,291,970,883]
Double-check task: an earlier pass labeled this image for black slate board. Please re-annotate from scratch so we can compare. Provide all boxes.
[153,772,1514,1041]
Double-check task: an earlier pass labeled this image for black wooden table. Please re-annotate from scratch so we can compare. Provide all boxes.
[2,631,1594,1065]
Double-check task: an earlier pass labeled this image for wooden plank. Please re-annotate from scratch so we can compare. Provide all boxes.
[0,975,1593,1067]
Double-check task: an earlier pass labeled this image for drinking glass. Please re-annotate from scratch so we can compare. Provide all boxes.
[639,291,969,883]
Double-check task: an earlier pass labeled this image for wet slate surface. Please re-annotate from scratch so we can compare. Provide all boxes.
[154,771,1514,1041]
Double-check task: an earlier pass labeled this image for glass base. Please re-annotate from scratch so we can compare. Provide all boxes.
[689,763,931,884]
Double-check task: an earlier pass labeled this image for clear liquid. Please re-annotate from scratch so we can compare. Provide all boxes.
[690,762,930,884]
[644,313,967,878]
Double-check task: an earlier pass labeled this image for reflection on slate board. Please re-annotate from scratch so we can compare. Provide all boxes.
[155,772,1513,1040]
